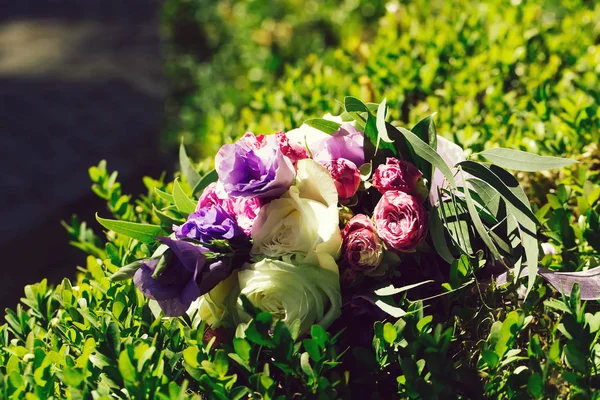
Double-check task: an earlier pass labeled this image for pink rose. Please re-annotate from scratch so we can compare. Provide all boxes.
[277,131,308,163]
[197,182,260,234]
[323,158,361,200]
[374,191,428,252]
[372,158,426,200]
[342,214,383,272]
[232,197,262,235]
[196,182,235,215]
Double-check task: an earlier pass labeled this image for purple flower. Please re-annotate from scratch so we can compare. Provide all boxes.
[174,205,246,243]
[133,237,234,316]
[311,124,364,167]
[215,133,295,199]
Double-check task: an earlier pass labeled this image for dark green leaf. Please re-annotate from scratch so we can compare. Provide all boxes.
[429,207,455,264]
[344,96,370,113]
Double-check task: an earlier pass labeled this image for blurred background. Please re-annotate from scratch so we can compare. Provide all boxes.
[0,0,597,310]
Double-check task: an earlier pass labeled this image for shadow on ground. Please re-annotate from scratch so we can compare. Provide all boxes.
[0,0,170,311]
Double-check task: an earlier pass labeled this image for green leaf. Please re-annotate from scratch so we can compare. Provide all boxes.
[109,260,144,281]
[375,99,394,151]
[179,142,202,190]
[118,350,136,383]
[460,171,505,266]
[479,148,578,172]
[300,352,316,381]
[172,179,197,215]
[96,214,162,243]
[528,373,544,397]
[429,207,455,264]
[233,338,251,363]
[106,322,121,356]
[153,206,184,226]
[155,188,174,204]
[344,96,370,113]
[411,114,437,187]
[192,169,218,196]
[383,322,397,344]
[457,161,540,227]
[304,118,341,134]
[397,127,457,188]
[374,280,434,296]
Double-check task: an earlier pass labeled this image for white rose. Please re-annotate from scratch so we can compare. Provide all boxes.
[194,272,238,328]
[236,258,341,335]
[251,159,342,273]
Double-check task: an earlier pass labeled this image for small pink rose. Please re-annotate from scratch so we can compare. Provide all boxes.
[374,190,428,252]
[196,182,235,215]
[372,158,425,200]
[323,158,361,200]
[232,197,262,235]
[342,214,383,272]
[277,131,308,163]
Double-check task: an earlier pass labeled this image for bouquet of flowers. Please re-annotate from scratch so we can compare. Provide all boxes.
[98,96,589,356]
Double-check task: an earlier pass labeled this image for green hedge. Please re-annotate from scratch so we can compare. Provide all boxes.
[176,0,598,160]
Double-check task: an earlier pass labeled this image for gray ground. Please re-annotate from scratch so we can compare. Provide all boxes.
[0,0,169,310]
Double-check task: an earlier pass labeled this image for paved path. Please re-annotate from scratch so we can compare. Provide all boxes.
[0,0,168,310]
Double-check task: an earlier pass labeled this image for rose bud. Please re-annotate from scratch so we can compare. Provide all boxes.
[342,215,384,272]
[203,326,229,347]
[372,158,427,200]
[323,158,361,200]
[374,190,428,252]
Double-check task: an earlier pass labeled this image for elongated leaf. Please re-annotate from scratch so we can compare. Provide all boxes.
[539,267,600,300]
[490,165,538,298]
[397,127,457,187]
[344,96,370,113]
[96,214,162,243]
[179,143,202,189]
[153,206,184,227]
[173,179,197,215]
[412,113,438,150]
[411,114,437,189]
[304,118,341,134]
[458,161,540,227]
[459,171,506,265]
[155,188,174,204]
[374,280,434,296]
[364,114,396,164]
[192,169,218,196]
[375,99,394,150]
[479,148,577,172]
[386,123,416,165]
[467,178,501,216]
[374,299,406,318]
[430,205,456,264]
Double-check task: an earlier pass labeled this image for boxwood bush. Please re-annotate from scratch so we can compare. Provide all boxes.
[1,0,599,398]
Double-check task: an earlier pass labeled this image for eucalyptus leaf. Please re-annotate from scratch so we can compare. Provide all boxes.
[397,127,457,188]
[304,118,341,134]
[344,96,370,113]
[375,99,394,149]
[459,171,506,266]
[96,214,163,243]
[155,188,174,204]
[179,143,202,190]
[374,280,434,296]
[479,148,578,172]
[458,161,540,227]
[429,207,455,264]
[411,114,437,188]
[539,267,600,300]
